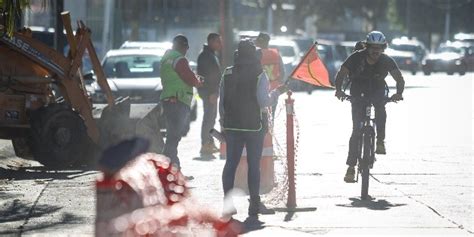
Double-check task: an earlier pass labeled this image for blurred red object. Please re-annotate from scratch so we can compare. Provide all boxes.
[96,149,240,236]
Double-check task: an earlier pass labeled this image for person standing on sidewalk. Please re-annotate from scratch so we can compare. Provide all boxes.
[219,40,287,218]
[254,32,285,119]
[197,33,223,155]
[160,35,202,169]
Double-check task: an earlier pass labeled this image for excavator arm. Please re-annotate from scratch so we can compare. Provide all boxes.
[0,16,117,143]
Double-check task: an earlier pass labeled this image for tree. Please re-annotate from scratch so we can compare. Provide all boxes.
[389,0,474,47]
[0,0,30,37]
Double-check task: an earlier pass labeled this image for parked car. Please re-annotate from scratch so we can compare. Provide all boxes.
[317,40,349,83]
[268,38,304,91]
[89,48,198,120]
[120,41,172,51]
[385,48,418,75]
[269,38,302,77]
[422,41,474,76]
[340,41,359,56]
[390,37,428,74]
[119,41,197,71]
[454,33,474,45]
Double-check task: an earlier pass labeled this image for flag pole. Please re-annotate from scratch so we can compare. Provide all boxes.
[287,42,318,83]
[273,73,317,220]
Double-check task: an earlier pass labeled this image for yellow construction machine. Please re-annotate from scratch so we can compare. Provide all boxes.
[0,11,132,168]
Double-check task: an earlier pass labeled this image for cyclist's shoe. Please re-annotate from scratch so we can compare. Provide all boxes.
[375,140,386,154]
[344,166,356,183]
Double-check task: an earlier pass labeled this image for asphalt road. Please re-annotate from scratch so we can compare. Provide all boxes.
[0,71,472,236]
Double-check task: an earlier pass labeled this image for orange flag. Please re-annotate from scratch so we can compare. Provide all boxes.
[290,43,333,88]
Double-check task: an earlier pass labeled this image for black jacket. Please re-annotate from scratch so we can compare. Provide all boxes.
[197,45,221,97]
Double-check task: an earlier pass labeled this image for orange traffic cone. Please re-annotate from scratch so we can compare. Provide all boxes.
[220,132,275,194]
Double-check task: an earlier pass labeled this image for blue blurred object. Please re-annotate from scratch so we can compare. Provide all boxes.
[99,137,150,173]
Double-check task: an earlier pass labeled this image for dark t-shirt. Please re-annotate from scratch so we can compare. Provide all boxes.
[342,49,398,97]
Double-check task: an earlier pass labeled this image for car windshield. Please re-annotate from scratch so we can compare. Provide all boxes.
[270,45,295,57]
[103,55,161,78]
[293,39,313,52]
[437,46,462,54]
[317,45,329,61]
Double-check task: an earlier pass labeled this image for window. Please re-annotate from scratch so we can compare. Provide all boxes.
[103,55,162,78]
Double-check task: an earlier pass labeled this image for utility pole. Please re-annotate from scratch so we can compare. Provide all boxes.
[54,0,65,53]
[406,0,411,37]
[163,0,168,40]
[102,0,114,57]
[219,0,234,67]
[266,0,273,34]
[443,0,451,41]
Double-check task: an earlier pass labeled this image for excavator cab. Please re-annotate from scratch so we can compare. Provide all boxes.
[0,12,135,168]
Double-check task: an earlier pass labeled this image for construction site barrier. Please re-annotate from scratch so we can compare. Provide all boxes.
[219,131,275,194]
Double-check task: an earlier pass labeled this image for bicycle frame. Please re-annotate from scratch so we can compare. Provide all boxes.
[346,95,379,200]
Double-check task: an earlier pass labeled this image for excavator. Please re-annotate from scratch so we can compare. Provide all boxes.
[0,9,134,168]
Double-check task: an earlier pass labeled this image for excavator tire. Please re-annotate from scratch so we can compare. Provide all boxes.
[29,103,96,169]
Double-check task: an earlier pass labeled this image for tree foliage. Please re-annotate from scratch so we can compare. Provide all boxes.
[0,0,30,36]
[391,0,474,35]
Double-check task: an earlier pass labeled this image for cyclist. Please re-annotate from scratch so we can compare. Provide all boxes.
[334,31,405,183]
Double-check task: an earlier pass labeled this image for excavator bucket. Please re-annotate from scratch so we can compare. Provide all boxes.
[97,97,134,149]
[134,104,165,154]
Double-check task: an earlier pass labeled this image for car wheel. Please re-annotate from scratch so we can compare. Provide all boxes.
[459,64,467,76]
[423,70,431,76]
[447,71,454,75]
[411,70,417,75]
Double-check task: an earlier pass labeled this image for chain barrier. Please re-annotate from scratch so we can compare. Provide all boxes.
[264,100,300,207]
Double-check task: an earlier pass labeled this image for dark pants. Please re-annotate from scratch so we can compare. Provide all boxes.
[222,129,265,203]
[201,95,218,145]
[162,100,190,169]
[346,98,386,167]
[271,103,278,121]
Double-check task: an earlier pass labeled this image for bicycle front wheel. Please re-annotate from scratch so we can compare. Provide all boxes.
[360,131,374,200]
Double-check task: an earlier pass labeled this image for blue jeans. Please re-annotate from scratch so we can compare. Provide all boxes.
[222,129,265,202]
[162,100,190,169]
[201,95,218,145]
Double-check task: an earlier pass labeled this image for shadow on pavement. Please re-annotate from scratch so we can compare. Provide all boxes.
[0,191,22,200]
[192,154,217,161]
[0,199,62,224]
[0,167,98,181]
[0,211,84,235]
[336,197,407,211]
[237,216,265,235]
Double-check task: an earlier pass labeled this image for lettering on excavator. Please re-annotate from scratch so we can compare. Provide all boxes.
[1,35,65,77]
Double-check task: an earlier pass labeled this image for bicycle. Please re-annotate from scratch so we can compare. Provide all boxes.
[343,94,398,200]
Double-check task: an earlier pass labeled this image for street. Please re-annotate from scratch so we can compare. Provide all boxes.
[0,71,473,236]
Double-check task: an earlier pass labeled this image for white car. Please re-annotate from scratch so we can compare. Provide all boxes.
[91,49,164,103]
[120,41,172,50]
[269,38,302,78]
[90,48,197,120]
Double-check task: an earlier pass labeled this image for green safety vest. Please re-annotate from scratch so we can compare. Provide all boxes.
[160,50,194,106]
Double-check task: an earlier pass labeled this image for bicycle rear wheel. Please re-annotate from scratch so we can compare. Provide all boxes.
[360,130,374,200]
